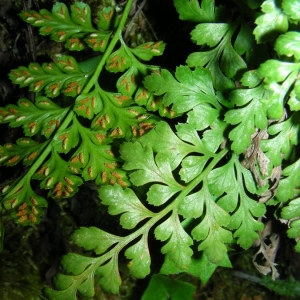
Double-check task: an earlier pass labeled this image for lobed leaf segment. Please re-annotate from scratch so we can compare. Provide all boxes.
[1,0,300,299]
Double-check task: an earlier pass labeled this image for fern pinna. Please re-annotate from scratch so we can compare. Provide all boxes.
[0,1,165,226]
[1,0,300,299]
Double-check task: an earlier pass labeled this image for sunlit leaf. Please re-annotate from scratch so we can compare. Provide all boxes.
[254,0,288,43]
[173,0,216,22]
[99,185,154,229]
[125,234,151,278]
[72,227,121,255]
[96,257,121,294]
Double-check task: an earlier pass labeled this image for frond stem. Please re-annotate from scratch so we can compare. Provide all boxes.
[82,0,134,93]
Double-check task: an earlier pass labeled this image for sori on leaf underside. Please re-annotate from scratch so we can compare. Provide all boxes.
[0,0,300,299]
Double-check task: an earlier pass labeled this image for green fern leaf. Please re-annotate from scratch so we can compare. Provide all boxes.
[45,285,77,300]
[130,41,166,61]
[260,113,300,166]
[190,185,232,263]
[275,32,300,61]
[208,156,265,248]
[134,87,178,119]
[202,119,228,153]
[72,227,121,255]
[33,151,83,198]
[282,0,300,24]
[155,212,193,269]
[91,90,156,140]
[106,44,132,73]
[77,273,95,297]
[276,158,300,202]
[100,185,154,229]
[45,247,105,298]
[116,66,139,96]
[67,119,128,186]
[20,2,111,51]
[208,157,238,197]
[253,0,288,43]
[0,97,68,137]
[121,141,182,187]
[281,198,300,251]
[74,87,103,120]
[9,55,90,98]
[2,178,47,225]
[224,72,269,154]
[186,103,220,131]
[95,256,121,294]
[96,6,115,31]
[258,59,300,118]
[52,120,80,154]
[4,0,300,298]
[61,253,98,276]
[228,164,265,248]
[0,138,45,167]
[173,0,216,22]
[187,22,247,90]
[144,66,220,114]
[124,234,151,278]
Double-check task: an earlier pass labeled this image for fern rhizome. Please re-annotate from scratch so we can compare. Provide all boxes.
[0,0,300,298]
